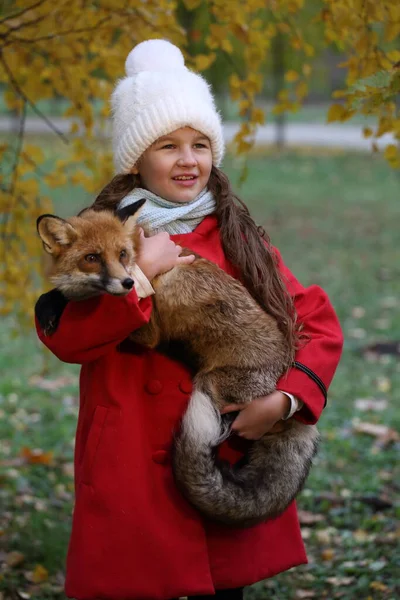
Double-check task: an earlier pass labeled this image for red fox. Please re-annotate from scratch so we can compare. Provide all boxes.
[36,201,319,527]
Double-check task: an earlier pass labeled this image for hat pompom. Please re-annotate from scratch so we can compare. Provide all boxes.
[125,39,186,76]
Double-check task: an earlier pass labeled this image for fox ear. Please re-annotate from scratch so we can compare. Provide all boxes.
[37,214,78,254]
[117,199,146,223]
[117,199,146,236]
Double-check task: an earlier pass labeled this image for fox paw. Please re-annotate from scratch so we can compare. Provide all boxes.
[35,289,68,336]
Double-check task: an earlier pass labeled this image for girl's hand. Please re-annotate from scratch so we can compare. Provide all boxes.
[136,229,195,281]
[220,391,291,440]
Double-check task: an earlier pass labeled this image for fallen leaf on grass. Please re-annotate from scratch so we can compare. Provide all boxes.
[374,318,390,330]
[321,548,335,561]
[354,398,388,411]
[352,420,399,447]
[326,577,355,586]
[5,551,25,567]
[376,376,391,393]
[353,529,373,542]
[376,530,400,545]
[295,591,316,598]
[20,447,54,465]
[348,327,366,339]
[316,528,335,544]
[0,457,25,468]
[24,564,49,583]
[369,581,389,592]
[298,510,324,525]
[62,462,74,478]
[351,306,366,319]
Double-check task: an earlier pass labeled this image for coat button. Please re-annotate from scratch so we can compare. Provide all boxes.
[179,378,193,394]
[152,450,168,464]
[145,380,163,395]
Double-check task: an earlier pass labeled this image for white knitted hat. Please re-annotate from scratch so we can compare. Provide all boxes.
[111,39,225,174]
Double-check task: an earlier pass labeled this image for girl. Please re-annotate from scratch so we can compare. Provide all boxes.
[36,40,343,600]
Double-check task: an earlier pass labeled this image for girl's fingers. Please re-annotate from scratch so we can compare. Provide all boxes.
[177,254,196,264]
[220,403,248,414]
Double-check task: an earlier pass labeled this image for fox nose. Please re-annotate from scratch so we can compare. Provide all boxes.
[122,278,134,290]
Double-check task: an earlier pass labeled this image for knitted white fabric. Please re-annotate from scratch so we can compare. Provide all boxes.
[118,187,216,235]
[111,39,225,173]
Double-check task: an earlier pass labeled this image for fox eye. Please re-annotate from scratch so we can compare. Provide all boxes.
[120,249,127,259]
[85,254,99,263]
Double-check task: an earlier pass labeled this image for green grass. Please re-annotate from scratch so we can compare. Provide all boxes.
[1,149,399,599]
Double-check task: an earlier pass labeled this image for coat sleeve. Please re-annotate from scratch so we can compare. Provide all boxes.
[274,248,344,424]
[35,289,152,365]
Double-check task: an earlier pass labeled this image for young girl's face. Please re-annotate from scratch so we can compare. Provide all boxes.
[133,127,213,203]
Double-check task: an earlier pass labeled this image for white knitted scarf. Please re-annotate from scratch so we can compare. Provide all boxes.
[118,187,216,235]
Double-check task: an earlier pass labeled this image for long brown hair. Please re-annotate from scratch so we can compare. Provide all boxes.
[91,166,298,359]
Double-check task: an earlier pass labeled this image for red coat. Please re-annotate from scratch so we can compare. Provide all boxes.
[36,215,343,600]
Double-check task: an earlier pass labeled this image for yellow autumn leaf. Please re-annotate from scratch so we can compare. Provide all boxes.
[221,38,234,54]
[251,107,265,125]
[16,179,39,197]
[194,53,216,72]
[384,145,398,160]
[369,581,389,592]
[236,139,253,154]
[23,145,45,165]
[21,447,54,465]
[296,81,308,101]
[285,70,299,82]
[384,144,400,168]
[327,103,347,123]
[31,564,49,583]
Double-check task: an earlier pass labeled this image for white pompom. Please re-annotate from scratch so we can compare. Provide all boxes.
[125,39,185,76]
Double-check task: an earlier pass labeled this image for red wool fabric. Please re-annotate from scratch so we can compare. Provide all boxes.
[36,215,343,600]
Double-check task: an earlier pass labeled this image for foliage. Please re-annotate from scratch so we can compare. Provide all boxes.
[0,0,399,325]
[321,0,400,168]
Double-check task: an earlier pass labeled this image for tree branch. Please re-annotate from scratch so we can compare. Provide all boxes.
[0,14,47,42]
[10,101,27,196]
[0,52,69,143]
[0,0,47,26]
[4,14,113,44]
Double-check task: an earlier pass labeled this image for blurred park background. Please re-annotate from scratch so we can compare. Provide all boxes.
[0,1,399,599]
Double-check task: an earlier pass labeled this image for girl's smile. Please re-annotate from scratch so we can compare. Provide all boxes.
[132,127,213,203]
[171,173,199,187]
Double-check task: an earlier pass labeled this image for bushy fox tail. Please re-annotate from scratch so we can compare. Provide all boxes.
[173,387,319,527]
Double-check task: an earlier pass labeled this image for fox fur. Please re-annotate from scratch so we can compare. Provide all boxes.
[36,202,319,527]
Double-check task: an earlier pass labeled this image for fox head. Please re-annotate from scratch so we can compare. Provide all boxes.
[37,199,145,299]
